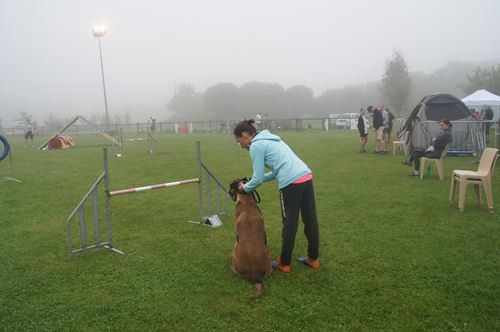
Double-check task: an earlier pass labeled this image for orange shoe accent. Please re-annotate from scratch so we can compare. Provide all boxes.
[277,264,291,273]
[305,257,320,269]
[298,257,320,269]
[272,258,292,273]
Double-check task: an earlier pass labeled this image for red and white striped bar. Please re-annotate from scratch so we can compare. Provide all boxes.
[109,178,200,197]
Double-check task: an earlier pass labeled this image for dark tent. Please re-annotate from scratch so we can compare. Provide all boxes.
[400,93,483,156]
[403,93,473,128]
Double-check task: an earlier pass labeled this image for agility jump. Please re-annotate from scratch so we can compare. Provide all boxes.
[66,141,227,258]
[0,134,10,161]
[117,127,156,156]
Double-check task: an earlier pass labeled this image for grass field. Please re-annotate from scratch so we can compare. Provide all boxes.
[1,131,499,331]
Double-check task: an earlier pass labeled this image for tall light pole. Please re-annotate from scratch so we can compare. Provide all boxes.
[91,24,110,131]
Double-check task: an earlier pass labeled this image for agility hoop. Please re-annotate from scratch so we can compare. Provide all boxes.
[0,134,10,161]
[0,134,22,183]
[109,178,200,197]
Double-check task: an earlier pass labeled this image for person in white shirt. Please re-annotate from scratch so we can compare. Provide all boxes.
[24,121,34,148]
[255,113,262,130]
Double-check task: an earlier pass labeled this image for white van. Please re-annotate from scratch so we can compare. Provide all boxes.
[330,113,358,129]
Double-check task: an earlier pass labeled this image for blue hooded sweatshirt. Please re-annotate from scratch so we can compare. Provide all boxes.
[243,130,311,192]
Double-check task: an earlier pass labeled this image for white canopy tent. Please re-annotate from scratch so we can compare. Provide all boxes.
[462,89,500,121]
[462,89,500,107]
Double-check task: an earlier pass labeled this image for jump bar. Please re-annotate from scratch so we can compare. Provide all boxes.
[109,178,200,197]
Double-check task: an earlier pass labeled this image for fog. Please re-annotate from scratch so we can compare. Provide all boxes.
[1,0,499,127]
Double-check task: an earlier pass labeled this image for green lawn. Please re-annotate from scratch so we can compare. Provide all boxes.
[1,131,499,331]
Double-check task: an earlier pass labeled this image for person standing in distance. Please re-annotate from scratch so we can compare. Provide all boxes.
[357,107,369,152]
[372,106,385,153]
[483,106,494,144]
[24,120,34,148]
[234,119,320,273]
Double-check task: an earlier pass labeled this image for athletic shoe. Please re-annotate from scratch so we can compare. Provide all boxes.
[297,257,320,269]
[272,258,291,273]
[408,171,419,177]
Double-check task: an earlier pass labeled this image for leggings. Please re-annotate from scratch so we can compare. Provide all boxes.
[279,180,320,265]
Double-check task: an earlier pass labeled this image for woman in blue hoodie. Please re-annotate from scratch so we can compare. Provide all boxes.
[233,119,320,273]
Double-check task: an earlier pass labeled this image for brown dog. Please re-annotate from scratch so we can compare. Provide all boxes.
[229,178,272,298]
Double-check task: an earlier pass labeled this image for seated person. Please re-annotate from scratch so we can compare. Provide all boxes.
[402,119,452,177]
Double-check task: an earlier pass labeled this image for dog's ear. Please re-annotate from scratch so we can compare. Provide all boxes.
[228,179,239,202]
[229,177,250,202]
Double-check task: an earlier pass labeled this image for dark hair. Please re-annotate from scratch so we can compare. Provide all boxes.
[440,118,452,128]
[233,119,257,137]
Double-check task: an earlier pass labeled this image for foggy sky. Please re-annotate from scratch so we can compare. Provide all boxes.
[1,0,499,126]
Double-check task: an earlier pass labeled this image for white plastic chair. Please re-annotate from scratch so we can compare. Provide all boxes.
[392,131,409,156]
[449,148,499,213]
[420,144,449,180]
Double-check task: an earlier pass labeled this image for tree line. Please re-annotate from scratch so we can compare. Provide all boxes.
[5,52,498,130]
[168,51,500,120]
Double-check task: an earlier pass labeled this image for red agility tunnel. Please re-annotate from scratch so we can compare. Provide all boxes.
[47,134,74,150]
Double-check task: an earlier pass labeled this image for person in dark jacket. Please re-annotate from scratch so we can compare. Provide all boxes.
[357,108,369,152]
[384,108,395,146]
[483,106,494,143]
[404,119,453,176]
[372,106,385,153]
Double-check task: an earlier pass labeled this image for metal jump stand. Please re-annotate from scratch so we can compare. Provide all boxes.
[111,128,124,157]
[147,127,157,154]
[66,149,123,257]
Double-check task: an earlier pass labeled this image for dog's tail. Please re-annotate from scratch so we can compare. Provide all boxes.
[252,282,265,299]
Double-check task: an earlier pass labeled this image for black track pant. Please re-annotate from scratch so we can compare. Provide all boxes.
[279,180,320,266]
[411,149,437,171]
